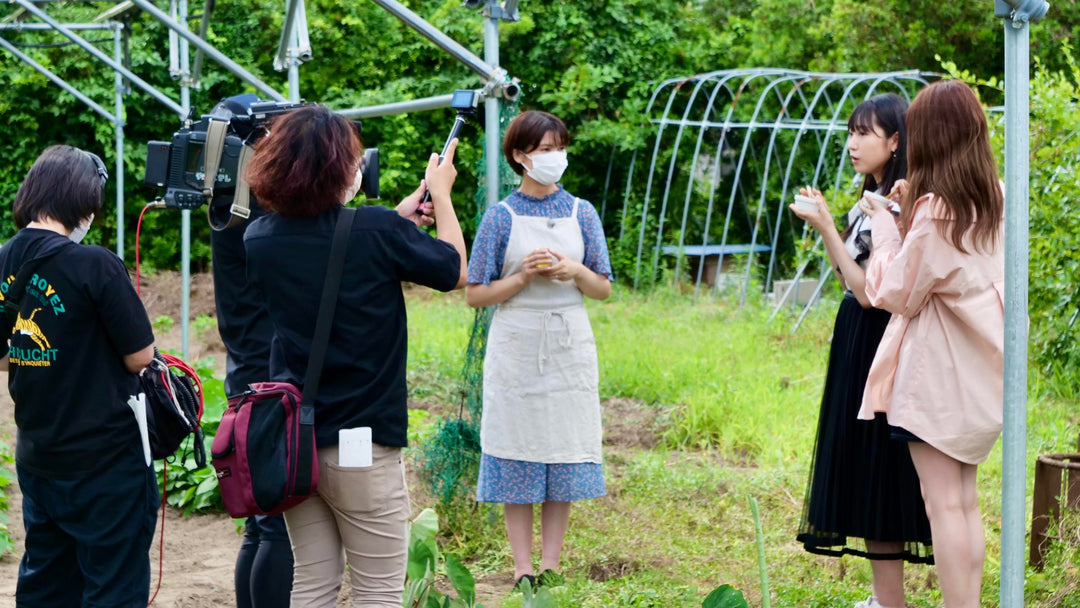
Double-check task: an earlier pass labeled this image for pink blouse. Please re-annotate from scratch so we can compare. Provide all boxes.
[858,194,1005,465]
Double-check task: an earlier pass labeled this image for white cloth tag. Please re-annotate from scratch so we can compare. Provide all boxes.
[338,427,373,467]
[127,392,152,467]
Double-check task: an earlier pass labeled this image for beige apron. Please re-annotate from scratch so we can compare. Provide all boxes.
[480,199,603,464]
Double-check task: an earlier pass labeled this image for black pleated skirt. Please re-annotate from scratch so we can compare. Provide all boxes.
[796,295,934,564]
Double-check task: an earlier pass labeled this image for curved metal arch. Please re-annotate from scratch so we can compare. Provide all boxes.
[692,77,745,294]
[702,70,801,300]
[720,72,812,304]
[753,75,832,300]
[631,75,694,287]
[654,71,742,289]
[624,69,939,311]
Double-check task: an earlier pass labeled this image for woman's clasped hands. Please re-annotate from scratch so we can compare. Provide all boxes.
[521,248,584,283]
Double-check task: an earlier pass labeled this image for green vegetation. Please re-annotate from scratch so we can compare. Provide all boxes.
[0,440,15,555]
[3,1,1078,266]
[406,507,494,608]
[1,1,1078,379]
[152,314,175,334]
[405,289,1080,607]
[702,585,749,608]
[3,2,1080,603]
[193,314,218,342]
[156,355,228,515]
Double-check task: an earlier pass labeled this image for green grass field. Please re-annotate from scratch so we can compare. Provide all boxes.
[404,287,1080,608]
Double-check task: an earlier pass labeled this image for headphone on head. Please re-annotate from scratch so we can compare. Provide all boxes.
[83,150,108,192]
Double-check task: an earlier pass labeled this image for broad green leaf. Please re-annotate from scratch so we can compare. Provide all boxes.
[444,554,475,603]
[702,584,750,608]
[406,541,435,583]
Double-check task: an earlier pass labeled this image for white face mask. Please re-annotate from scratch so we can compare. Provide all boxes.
[343,166,363,203]
[69,213,94,243]
[525,150,568,186]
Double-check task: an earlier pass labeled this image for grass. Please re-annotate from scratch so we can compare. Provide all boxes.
[403,286,1079,607]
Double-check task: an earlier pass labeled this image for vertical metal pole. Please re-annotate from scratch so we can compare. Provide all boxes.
[168,0,179,77]
[113,25,125,260]
[179,0,192,358]
[285,0,301,102]
[288,59,300,102]
[484,13,500,209]
[1001,16,1030,608]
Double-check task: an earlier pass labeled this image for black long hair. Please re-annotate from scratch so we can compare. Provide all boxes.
[848,93,908,197]
[840,93,908,240]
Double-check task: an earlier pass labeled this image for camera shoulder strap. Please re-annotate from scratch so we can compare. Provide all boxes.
[201,118,229,200]
[207,143,254,232]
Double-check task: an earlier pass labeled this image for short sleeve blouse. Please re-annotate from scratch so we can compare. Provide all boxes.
[467,186,613,285]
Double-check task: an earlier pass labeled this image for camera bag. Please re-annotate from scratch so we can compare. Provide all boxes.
[211,207,355,518]
[139,349,205,464]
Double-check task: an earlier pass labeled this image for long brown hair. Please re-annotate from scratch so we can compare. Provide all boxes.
[902,80,1002,253]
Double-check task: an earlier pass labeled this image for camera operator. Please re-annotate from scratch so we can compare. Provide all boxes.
[209,203,295,608]
[242,104,466,607]
[0,145,157,607]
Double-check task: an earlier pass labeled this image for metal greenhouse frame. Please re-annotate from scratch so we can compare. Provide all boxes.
[0,0,521,356]
[620,69,936,310]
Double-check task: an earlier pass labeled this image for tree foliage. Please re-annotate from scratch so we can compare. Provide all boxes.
[1,1,1079,378]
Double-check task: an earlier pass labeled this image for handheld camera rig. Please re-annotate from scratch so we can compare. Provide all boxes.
[417,89,480,210]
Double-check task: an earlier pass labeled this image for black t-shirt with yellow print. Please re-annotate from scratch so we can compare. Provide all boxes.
[0,228,154,477]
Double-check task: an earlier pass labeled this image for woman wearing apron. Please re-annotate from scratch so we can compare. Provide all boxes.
[466,110,613,590]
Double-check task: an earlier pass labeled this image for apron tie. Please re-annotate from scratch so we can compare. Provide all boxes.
[537,311,573,375]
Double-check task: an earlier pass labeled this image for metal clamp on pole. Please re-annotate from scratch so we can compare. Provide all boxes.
[480,67,521,103]
[995,0,1050,24]
[463,0,520,22]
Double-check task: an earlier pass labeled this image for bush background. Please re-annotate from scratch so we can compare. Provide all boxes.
[1,0,1078,377]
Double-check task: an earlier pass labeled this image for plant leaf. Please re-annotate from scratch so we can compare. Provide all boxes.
[406,540,435,582]
[702,584,749,608]
[444,554,475,603]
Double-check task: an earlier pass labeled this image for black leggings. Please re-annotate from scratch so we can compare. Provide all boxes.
[235,514,293,608]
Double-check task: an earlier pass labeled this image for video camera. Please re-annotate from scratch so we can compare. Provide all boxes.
[144,93,379,230]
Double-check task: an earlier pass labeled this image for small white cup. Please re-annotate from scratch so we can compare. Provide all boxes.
[863,191,899,213]
[793,194,817,212]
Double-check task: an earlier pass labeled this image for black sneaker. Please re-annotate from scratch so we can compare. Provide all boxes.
[537,569,565,588]
[513,574,537,592]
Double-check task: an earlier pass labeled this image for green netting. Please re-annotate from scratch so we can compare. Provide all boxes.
[418,98,521,505]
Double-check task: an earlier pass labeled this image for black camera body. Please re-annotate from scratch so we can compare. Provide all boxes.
[144,94,378,228]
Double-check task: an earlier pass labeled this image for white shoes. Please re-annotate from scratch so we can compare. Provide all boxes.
[854,597,892,608]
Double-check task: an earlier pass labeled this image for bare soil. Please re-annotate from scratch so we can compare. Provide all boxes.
[0,271,667,608]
